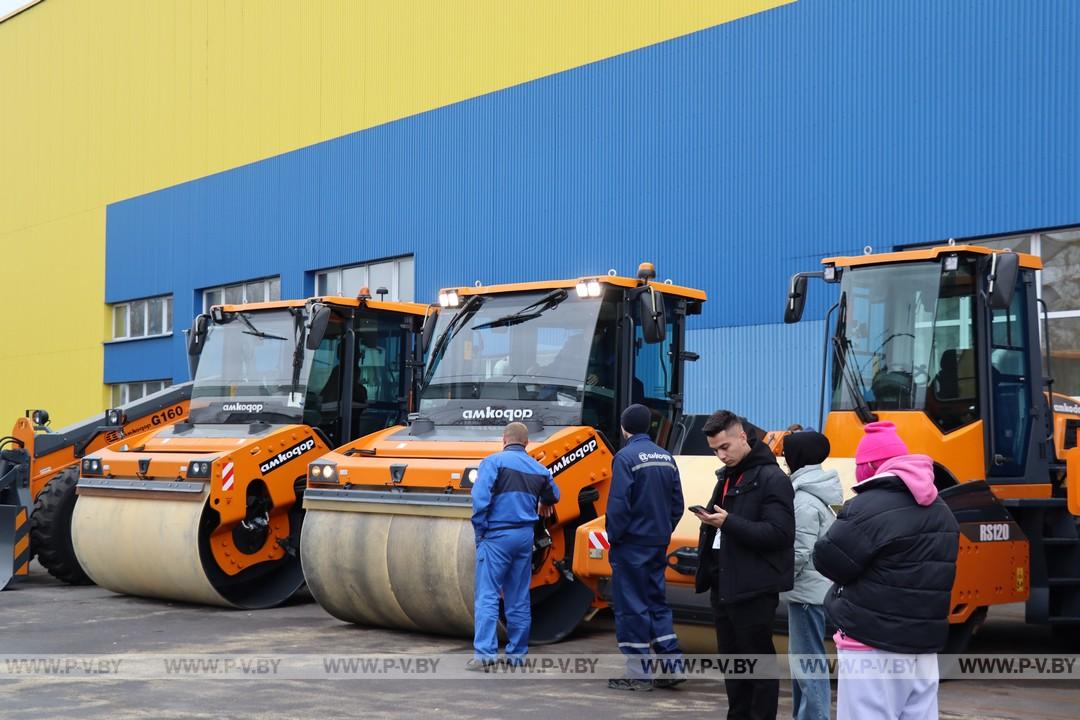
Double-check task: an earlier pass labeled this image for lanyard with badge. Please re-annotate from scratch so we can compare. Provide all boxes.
[711,472,743,549]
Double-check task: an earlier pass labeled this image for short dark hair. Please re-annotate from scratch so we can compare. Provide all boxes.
[702,410,743,438]
[504,422,529,445]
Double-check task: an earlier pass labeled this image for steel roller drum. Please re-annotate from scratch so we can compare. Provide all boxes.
[72,488,304,609]
[301,509,476,634]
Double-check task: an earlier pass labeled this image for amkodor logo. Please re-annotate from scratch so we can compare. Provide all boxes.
[259,437,317,474]
[223,403,264,413]
[461,407,535,421]
[549,438,599,477]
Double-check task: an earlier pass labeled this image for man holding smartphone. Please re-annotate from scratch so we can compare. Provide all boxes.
[693,410,795,720]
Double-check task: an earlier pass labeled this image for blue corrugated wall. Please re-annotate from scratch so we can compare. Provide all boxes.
[685,321,827,428]
[104,0,1080,427]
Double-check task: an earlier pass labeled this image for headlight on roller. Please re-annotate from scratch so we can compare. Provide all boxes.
[187,460,212,479]
[310,462,337,482]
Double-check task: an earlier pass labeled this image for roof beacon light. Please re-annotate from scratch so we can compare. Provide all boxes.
[637,262,657,282]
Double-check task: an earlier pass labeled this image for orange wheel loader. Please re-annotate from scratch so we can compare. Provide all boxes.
[784,244,1080,648]
[69,293,431,609]
[300,264,706,643]
[575,245,1080,651]
[1,384,192,589]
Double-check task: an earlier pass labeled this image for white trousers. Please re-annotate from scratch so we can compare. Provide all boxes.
[836,647,939,720]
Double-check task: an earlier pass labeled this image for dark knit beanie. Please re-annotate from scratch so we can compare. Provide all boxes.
[621,404,652,435]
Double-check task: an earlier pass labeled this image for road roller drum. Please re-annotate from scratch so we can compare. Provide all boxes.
[73,427,321,609]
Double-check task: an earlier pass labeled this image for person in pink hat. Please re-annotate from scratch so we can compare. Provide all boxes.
[812,421,959,720]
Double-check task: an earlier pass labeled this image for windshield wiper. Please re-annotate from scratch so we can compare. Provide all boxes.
[832,336,878,424]
[235,311,287,341]
[832,293,878,424]
[472,289,569,330]
[424,295,485,384]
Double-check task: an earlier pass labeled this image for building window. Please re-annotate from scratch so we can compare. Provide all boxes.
[110,380,172,407]
[202,277,281,312]
[315,257,414,302]
[111,296,173,340]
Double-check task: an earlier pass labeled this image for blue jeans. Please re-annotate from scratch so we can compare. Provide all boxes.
[788,602,830,720]
[473,526,534,662]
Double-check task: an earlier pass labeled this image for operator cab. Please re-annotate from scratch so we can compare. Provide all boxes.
[786,245,1046,484]
[418,266,703,449]
[186,297,426,447]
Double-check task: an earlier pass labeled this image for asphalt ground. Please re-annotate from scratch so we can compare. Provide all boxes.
[2,563,1079,720]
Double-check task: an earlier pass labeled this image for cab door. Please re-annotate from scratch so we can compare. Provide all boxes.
[980,268,1048,482]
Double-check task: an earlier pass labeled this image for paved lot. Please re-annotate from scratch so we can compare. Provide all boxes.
[2,564,1079,719]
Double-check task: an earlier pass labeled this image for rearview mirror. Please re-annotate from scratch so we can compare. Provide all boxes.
[187,314,209,356]
[987,252,1019,310]
[784,274,809,324]
[420,310,438,354]
[639,288,666,344]
[306,305,332,350]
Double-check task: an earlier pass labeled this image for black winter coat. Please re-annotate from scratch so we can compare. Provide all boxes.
[813,474,960,654]
[694,438,795,603]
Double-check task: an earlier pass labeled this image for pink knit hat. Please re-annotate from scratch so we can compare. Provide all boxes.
[855,421,909,464]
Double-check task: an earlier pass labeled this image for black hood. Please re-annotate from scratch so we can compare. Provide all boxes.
[782,431,831,474]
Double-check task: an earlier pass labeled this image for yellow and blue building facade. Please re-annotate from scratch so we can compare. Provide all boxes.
[2,0,1079,430]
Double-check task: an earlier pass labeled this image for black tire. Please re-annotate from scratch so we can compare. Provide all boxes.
[30,467,93,585]
[938,606,988,681]
[943,605,988,654]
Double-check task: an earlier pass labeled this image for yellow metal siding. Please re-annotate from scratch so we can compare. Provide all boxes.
[0,0,791,425]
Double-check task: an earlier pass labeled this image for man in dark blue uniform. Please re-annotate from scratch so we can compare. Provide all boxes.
[469,421,560,670]
[607,404,686,691]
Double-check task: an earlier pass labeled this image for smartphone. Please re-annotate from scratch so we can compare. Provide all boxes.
[688,505,708,514]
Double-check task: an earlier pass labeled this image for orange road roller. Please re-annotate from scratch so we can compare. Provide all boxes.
[300,264,706,642]
[71,293,431,608]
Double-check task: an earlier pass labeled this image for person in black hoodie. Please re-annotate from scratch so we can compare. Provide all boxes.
[693,410,795,720]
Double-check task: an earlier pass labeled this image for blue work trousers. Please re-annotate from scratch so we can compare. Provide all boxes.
[610,542,682,678]
[473,526,534,662]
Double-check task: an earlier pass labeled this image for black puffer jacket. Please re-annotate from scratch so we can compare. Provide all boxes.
[695,436,795,603]
[814,471,959,654]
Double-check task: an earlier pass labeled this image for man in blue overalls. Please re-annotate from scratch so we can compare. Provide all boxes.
[469,421,560,670]
[607,404,686,691]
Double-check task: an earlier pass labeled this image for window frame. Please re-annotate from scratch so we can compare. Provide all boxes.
[109,295,173,342]
[109,379,173,407]
[313,256,415,302]
[201,277,281,313]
